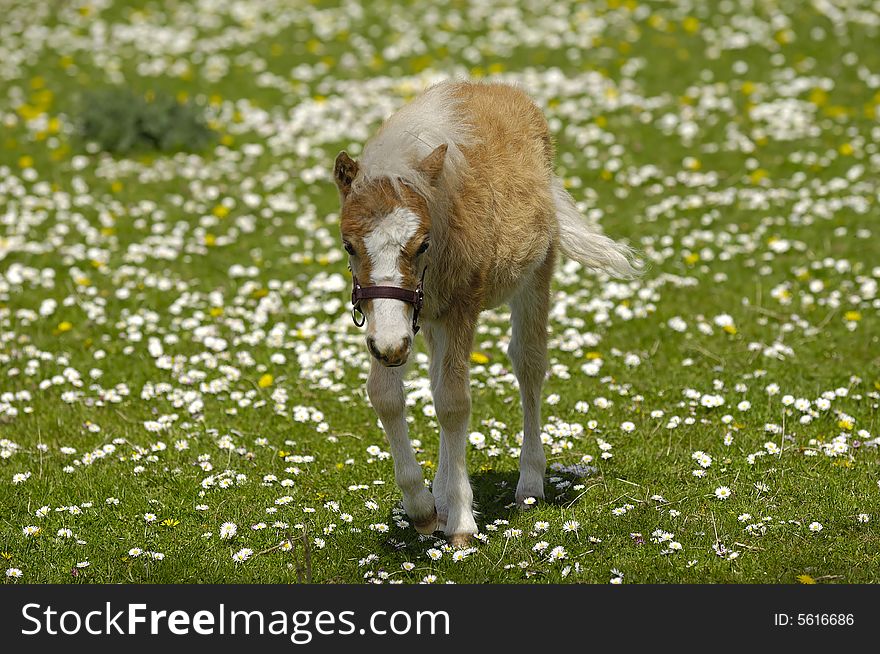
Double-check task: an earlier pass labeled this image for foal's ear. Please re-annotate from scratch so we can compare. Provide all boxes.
[416,144,448,186]
[333,151,359,198]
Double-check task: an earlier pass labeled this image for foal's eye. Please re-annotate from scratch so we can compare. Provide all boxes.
[343,241,355,256]
[416,240,430,255]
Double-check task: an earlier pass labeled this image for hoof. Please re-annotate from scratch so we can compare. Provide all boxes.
[412,507,438,535]
[436,511,448,533]
[447,533,473,548]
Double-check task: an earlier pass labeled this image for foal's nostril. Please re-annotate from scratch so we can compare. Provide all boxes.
[367,337,383,361]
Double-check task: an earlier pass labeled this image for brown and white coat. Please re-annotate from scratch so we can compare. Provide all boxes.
[334,80,638,545]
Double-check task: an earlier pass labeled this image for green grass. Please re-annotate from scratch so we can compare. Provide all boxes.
[1,0,878,584]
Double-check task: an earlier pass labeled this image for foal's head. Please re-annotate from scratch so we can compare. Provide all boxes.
[333,144,447,367]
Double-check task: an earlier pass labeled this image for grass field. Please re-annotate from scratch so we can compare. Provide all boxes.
[1,0,879,584]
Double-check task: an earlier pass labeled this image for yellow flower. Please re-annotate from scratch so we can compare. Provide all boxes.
[648,14,667,30]
[723,324,737,335]
[844,311,861,322]
[18,155,33,168]
[210,307,223,317]
[839,143,854,156]
[809,88,827,106]
[470,352,489,364]
[749,168,768,184]
[258,374,274,388]
[204,234,216,246]
[824,105,849,118]
[160,519,180,527]
[797,574,816,584]
[57,321,73,333]
[684,253,700,265]
[212,204,229,218]
[774,30,793,44]
[17,104,44,120]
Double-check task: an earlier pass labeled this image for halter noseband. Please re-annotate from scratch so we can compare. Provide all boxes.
[350,266,427,334]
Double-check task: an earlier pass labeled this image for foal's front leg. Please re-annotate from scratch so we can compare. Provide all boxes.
[422,325,448,531]
[431,316,478,546]
[367,360,437,534]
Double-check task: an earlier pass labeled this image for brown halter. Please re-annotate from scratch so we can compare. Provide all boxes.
[350,266,427,334]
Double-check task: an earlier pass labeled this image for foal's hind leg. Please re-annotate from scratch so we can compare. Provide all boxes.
[509,250,554,506]
[430,313,479,546]
[367,359,437,533]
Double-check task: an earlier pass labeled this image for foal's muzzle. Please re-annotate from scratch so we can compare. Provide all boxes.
[367,335,411,367]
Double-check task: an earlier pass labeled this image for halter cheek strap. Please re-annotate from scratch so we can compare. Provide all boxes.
[350,266,427,334]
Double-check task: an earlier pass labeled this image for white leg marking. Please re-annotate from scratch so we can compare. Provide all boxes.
[433,434,448,530]
[366,359,436,531]
[509,272,549,506]
[431,320,477,544]
[426,325,449,528]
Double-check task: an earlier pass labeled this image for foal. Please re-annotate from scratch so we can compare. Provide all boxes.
[333,81,637,546]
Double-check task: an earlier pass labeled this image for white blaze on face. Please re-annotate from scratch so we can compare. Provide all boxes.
[363,207,421,352]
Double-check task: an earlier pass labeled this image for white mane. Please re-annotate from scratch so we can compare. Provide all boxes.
[352,81,476,206]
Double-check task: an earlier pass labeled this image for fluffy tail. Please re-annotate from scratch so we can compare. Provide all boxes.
[552,177,642,279]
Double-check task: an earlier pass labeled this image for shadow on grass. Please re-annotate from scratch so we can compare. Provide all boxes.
[314,468,599,582]
[378,469,586,548]
[470,468,569,524]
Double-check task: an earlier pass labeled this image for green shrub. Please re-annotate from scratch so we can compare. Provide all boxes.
[77,87,217,154]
